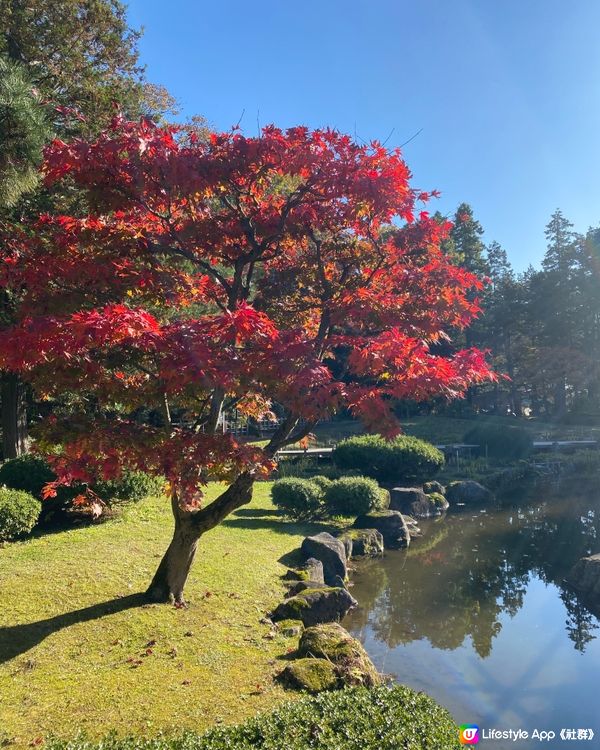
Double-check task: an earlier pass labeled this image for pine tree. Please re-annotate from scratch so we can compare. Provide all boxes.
[444,203,489,277]
[0,58,51,208]
[0,0,175,459]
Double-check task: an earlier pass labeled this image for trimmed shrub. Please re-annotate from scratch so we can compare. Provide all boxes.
[0,487,41,541]
[377,486,391,509]
[0,456,163,505]
[46,685,461,749]
[93,470,165,504]
[271,478,325,520]
[0,454,54,497]
[463,422,533,460]
[333,434,444,484]
[324,476,387,517]
[276,459,361,481]
[310,475,333,493]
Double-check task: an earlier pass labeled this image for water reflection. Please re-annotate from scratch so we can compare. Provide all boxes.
[344,486,600,747]
[346,488,600,656]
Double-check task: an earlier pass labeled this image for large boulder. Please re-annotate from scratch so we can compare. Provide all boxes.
[338,528,384,559]
[390,487,448,518]
[298,623,381,687]
[353,510,411,548]
[271,586,358,626]
[445,480,494,505]
[569,554,600,614]
[301,533,347,585]
[278,658,339,693]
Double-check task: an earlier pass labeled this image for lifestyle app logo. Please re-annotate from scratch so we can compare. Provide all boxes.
[459,725,480,744]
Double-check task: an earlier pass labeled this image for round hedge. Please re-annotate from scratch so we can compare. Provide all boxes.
[271,478,325,520]
[46,685,461,749]
[332,434,444,484]
[309,475,334,493]
[93,470,166,504]
[0,487,41,541]
[0,454,54,497]
[324,476,387,517]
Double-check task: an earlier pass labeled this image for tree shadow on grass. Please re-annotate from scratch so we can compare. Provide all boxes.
[0,592,147,665]
[232,508,281,519]
[278,548,305,568]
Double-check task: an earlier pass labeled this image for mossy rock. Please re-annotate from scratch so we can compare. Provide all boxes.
[271,586,357,626]
[283,558,325,585]
[275,619,305,637]
[426,491,449,510]
[423,480,446,495]
[283,568,310,582]
[298,623,381,687]
[279,657,339,693]
[288,580,329,596]
[354,510,410,548]
[338,528,384,558]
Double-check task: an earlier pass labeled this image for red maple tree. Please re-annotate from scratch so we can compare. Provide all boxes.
[0,117,494,603]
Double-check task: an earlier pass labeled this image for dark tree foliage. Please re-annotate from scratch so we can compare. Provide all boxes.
[433,204,600,419]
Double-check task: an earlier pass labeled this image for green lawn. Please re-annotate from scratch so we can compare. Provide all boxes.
[0,483,335,747]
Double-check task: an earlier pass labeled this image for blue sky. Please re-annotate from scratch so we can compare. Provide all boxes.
[127,0,600,272]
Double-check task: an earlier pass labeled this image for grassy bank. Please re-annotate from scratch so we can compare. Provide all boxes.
[0,483,337,746]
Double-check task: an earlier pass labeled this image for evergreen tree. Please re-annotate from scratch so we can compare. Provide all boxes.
[0,0,176,134]
[442,204,490,412]
[444,203,489,277]
[486,240,514,286]
[0,58,51,457]
[0,58,51,208]
[0,0,175,458]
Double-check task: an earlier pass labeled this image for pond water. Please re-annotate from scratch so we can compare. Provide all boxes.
[343,486,600,749]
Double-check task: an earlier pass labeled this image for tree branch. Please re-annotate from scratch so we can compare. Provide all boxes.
[194,472,254,533]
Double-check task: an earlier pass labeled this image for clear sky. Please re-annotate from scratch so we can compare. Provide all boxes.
[126,0,600,272]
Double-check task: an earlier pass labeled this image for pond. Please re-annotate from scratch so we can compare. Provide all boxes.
[343,486,600,749]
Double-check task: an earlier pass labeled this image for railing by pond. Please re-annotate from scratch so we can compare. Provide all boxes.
[275,439,599,462]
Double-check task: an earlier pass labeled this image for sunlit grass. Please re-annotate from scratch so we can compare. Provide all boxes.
[0,483,331,747]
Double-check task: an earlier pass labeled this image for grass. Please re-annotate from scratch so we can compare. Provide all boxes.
[0,483,338,747]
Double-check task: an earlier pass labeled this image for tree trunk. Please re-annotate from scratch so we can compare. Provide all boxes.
[1,371,28,459]
[146,473,254,605]
[146,495,200,604]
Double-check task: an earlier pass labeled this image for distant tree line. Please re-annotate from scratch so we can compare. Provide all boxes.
[425,203,600,421]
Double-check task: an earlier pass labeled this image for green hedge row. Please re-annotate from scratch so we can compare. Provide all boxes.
[47,685,461,750]
[271,475,389,520]
[0,454,165,504]
[332,434,444,484]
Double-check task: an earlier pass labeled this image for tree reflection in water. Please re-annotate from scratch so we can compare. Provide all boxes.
[345,484,600,656]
